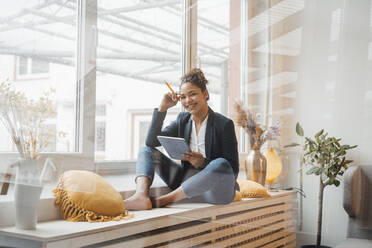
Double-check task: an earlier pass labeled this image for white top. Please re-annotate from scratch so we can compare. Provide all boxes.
[189,115,208,157]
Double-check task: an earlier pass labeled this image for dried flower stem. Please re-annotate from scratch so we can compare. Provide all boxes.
[234,100,281,150]
[0,79,57,160]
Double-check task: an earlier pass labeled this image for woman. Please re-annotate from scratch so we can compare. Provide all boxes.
[124,68,239,210]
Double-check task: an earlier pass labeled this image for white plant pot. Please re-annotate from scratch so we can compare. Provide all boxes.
[14,159,42,230]
[14,183,42,230]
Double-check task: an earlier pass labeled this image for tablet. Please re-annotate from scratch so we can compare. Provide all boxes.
[157,135,191,160]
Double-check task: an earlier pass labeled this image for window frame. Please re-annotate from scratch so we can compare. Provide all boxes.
[240,0,249,153]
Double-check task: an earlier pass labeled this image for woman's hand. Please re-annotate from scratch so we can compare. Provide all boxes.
[182,151,206,169]
[158,92,179,112]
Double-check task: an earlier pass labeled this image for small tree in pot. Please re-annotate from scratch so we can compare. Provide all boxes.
[285,123,357,247]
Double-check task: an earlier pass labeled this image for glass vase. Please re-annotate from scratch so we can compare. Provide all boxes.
[264,148,283,189]
[244,149,267,186]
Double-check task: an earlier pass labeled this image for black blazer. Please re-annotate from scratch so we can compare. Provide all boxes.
[145,107,239,179]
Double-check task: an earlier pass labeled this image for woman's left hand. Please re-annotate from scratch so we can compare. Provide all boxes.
[182,151,206,169]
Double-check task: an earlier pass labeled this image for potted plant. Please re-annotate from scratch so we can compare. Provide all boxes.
[0,79,60,229]
[285,123,357,247]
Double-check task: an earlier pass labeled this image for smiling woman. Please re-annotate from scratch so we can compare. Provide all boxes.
[124,68,239,210]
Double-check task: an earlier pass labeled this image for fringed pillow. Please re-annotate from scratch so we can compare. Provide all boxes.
[53,170,133,222]
[237,179,271,198]
[233,190,242,202]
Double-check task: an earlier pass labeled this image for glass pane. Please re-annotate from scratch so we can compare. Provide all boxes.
[95,121,106,152]
[96,104,106,116]
[0,1,77,153]
[31,58,50,74]
[197,0,230,114]
[243,0,372,246]
[242,0,306,182]
[96,0,183,160]
[19,57,28,75]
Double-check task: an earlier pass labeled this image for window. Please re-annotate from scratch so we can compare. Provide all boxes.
[95,104,107,159]
[127,109,180,160]
[96,0,183,161]
[19,56,29,75]
[0,0,78,154]
[16,56,50,78]
[240,0,305,151]
[44,124,57,152]
[95,122,106,152]
[31,58,49,74]
[197,0,230,115]
[0,0,240,167]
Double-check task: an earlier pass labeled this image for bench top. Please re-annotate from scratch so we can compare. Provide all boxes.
[0,190,295,248]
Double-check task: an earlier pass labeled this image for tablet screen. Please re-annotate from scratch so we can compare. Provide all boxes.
[157,136,191,160]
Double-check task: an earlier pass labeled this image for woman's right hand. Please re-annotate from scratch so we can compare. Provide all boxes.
[158,92,179,112]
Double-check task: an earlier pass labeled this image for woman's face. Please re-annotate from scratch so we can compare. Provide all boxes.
[179,82,208,115]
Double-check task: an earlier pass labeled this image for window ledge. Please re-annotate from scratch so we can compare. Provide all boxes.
[0,191,296,248]
[0,174,168,227]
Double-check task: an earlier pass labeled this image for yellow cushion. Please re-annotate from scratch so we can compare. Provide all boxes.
[53,170,133,222]
[237,179,270,198]
[233,190,242,201]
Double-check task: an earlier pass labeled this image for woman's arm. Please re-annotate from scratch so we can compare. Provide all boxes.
[145,109,179,147]
[146,92,180,147]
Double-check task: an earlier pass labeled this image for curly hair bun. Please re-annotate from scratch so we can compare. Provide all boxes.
[181,68,209,92]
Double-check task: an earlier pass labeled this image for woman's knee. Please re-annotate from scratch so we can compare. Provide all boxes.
[213,158,229,165]
[139,146,155,153]
[139,146,161,157]
[207,158,233,174]
[217,195,234,205]
[203,188,235,205]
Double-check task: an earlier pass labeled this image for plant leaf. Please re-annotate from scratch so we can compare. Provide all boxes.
[347,145,358,150]
[284,143,300,148]
[296,122,304,137]
[306,166,320,175]
[344,160,353,165]
[315,129,323,138]
[326,177,335,185]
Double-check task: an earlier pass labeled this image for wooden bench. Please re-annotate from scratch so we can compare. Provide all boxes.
[0,191,296,248]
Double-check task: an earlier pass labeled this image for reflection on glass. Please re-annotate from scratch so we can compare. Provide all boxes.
[243,0,372,245]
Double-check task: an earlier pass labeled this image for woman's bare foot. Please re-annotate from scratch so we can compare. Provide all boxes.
[150,196,169,208]
[151,186,187,208]
[124,193,152,210]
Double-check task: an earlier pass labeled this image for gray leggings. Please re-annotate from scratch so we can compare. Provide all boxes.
[136,146,236,205]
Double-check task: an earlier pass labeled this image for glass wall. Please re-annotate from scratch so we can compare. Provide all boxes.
[241,0,372,246]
